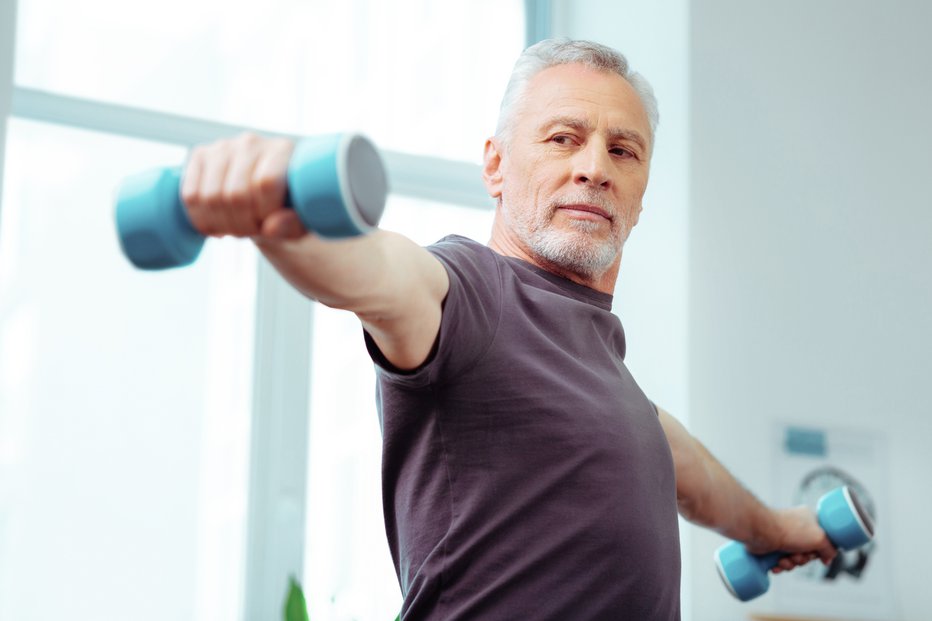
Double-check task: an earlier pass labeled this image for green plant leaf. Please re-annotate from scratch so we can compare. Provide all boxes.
[283,576,309,621]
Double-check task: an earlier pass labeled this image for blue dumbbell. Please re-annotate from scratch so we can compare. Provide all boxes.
[715,485,874,602]
[115,133,388,270]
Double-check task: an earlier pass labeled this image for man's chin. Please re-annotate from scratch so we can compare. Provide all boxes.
[529,232,620,278]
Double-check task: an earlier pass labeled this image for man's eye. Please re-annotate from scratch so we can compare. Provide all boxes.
[552,135,573,145]
[610,147,634,158]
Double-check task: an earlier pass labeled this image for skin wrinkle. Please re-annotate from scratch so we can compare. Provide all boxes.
[538,115,649,156]
[484,63,652,293]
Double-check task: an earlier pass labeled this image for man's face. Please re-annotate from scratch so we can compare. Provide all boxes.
[485,63,652,281]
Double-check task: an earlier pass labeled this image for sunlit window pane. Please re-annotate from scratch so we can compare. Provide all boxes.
[15,0,524,162]
[305,196,493,621]
[0,119,256,621]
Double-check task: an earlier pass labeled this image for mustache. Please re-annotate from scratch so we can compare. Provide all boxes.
[549,193,618,219]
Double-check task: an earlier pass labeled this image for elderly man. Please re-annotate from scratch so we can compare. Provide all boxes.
[181,39,835,621]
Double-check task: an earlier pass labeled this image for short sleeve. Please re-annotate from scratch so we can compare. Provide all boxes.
[364,235,503,389]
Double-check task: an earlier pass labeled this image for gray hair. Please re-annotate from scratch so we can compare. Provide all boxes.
[495,38,659,145]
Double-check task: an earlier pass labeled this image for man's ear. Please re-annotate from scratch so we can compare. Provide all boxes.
[482,138,504,200]
[632,201,643,227]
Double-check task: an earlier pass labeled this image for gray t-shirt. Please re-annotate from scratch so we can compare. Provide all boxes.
[365,236,680,620]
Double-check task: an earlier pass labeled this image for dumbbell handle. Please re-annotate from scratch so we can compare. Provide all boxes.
[116,133,387,270]
[752,550,784,573]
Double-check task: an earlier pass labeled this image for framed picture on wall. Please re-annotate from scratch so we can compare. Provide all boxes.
[770,423,896,620]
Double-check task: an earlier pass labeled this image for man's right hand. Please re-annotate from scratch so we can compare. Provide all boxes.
[181,133,449,371]
[180,132,306,241]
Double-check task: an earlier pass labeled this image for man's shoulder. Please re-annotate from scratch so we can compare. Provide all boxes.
[427,234,491,257]
[426,234,502,276]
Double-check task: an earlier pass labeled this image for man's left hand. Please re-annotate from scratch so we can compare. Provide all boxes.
[749,506,837,573]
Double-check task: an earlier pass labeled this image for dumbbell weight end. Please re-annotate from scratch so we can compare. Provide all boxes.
[817,485,874,550]
[287,133,386,238]
[715,543,782,602]
[116,167,205,270]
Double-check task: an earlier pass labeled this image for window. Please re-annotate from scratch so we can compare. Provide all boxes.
[0,118,257,620]
[1,1,525,619]
[16,0,524,162]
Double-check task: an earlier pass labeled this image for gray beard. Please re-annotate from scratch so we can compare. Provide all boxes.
[503,194,632,280]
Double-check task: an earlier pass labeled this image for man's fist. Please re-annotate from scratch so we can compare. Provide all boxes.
[180,133,306,240]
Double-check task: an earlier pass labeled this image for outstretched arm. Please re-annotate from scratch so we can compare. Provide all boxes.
[181,133,448,371]
[656,406,837,572]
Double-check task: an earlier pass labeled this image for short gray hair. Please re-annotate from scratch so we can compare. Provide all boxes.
[495,38,659,145]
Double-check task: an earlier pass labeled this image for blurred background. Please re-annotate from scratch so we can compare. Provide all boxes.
[0,1,928,620]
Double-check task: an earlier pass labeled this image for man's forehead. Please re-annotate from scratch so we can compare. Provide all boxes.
[521,64,651,138]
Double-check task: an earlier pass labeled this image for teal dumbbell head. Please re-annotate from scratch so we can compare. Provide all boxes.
[714,486,874,602]
[816,485,875,550]
[115,167,199,270]
[115,133,388,270]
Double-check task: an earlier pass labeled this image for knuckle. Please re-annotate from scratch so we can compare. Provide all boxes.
[180,187,201,207]
[185,210,209,233]
[271,137,292,152]
[189,145,208,161]
[202,191,225,210]
[256,172,282,193]
[206,140,230,156]
[253,178,285,213]
[235,131,261,148]
[221,186,247,208]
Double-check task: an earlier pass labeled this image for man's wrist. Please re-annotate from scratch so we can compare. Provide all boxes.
[744,503,784,553]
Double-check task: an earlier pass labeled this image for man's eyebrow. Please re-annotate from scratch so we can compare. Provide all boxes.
[540,116,648,152]
[540,116,593,134]
[607,128,648,152]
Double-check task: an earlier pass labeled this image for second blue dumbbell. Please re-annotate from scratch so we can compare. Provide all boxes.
[115,133,388,270]
[715,485,875,602]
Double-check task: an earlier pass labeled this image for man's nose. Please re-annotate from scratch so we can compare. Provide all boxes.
[573,142,613,189]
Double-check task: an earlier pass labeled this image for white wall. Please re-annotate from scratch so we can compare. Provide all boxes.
[690,1,932,620]
[556,1,931,619]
